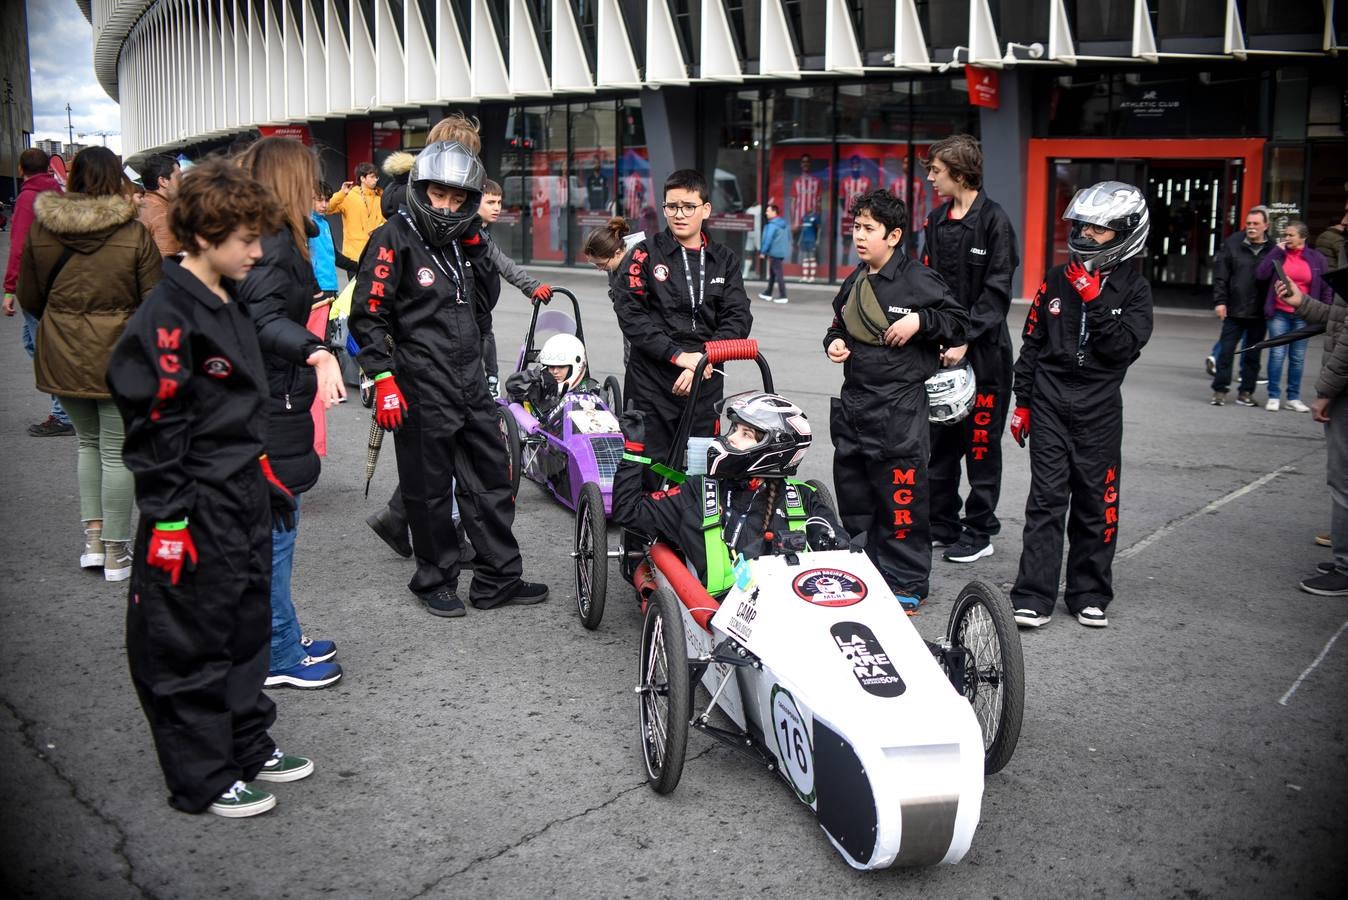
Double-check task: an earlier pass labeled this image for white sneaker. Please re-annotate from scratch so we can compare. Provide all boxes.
[773,296,789,304]
[757,293,772,301]
[1076,606,1109,627]
[1265,398,1281,411]
[1285,399,1311,413]
[1014,608,1051,628]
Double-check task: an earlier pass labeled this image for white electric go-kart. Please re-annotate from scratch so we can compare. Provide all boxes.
[576,340,1025,870]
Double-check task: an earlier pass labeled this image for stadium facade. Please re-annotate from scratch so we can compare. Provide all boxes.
[81,0,1346,294]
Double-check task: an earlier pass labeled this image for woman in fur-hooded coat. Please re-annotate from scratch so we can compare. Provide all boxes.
[380,151,415,220]
[17,146,161,580]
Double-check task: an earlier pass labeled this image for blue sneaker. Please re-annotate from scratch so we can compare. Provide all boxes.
[299,635,336,663]
[264,657,343,690]
[897,594,923,615]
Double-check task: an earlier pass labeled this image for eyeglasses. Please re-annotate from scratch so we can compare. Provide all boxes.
[662,202,706,217]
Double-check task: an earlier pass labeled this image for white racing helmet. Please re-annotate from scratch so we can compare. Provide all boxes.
[407,141,486,247]
[690,391,812,478]
[1063,180,1150,272]
[925,361,976,425]
[538,333,587,393]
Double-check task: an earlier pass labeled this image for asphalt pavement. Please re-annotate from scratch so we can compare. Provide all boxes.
[1,243,1344,899]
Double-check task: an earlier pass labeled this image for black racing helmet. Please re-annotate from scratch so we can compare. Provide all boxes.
[694,391,813,479]
[407,141,486,247]
[1063,180,1150,272]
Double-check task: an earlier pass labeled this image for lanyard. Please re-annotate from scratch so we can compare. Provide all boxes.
[681,243,706,318]
[400,209,467,304]
[1075,272,1106,366]
[722,482,766,550]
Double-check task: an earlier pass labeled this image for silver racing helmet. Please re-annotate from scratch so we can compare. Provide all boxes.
[689,391,813,479]
[925,360,976,425]
[1063,180,1150,272]
[407,141,486,247]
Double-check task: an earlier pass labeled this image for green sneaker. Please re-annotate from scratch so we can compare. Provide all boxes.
[254,747,315,783]
[209,781,276,818]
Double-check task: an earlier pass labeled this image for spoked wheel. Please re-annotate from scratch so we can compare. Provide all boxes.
[602,375,624,414]
[945,581,1025,774]
[804,478,837,516]
[638,585,690,794]
[496,406,522,496]
[359,370,375,408]
[574,482,608,630]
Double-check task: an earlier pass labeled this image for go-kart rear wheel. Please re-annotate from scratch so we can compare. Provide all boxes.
[946,581,1024,775]
[496,406,522,496]
[804,478,837,516]
[574,482,608,630]
[638,585,690,794]
[602,375,623,414]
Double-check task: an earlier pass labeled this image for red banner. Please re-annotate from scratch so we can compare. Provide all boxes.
[966,67,1000,109]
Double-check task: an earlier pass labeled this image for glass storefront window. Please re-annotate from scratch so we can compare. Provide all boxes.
[618,99,659,241]
[496,106,568,265]
[1265,144,1307,237]
[570,101,619,260]
[707,90,763,278]
[836,81,912,265]
[765,84,834,280]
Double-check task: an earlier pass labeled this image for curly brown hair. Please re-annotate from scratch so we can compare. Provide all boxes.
[921,133,983,191]
[169,160,283,252]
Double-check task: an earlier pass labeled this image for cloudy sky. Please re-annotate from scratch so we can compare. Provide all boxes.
[28,0,123,154]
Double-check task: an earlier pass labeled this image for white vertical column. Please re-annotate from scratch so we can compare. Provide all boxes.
[437,0,473,100]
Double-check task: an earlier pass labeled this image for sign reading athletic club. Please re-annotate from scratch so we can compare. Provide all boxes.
[792,568,868,607]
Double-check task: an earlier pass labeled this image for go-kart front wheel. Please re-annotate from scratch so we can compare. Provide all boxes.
[602,375,623,414]
[574,482,608,630]
[804,478,837,516]
[638,585,690,794]
[496,406,522,496]
[946,581,1024,775]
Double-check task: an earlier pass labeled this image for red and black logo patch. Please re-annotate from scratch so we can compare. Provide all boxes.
[202,356,232,378]
[792,568,867,607]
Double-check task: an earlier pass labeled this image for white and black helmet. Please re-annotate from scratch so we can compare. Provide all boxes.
[1063,180,1150,272]
[925,361,976,425]
[700,392,813,479]
[537,334,587,393]
[407,141,486,247]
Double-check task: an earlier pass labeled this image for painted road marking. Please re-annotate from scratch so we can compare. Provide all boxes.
[1279,620,1348,706]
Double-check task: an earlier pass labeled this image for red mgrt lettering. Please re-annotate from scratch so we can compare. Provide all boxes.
[1105,507,1118,525]
[973,411,992,426]
[1103,486,1118,504]
[1105,466,1117,484]
[377,246,395,263]
[158,353,180,374]
[367,298,382,313]
[369,281,385,297]
[971,447,988,460]
[156,327,181,350]
[972,429,988,444]
[373,264,391,279]
[1103,526,1116,544]
[892,468,915,485]
[975,393,995,408]
[892,509,913,526]
[892,488,913,504]
[632,249,648,263]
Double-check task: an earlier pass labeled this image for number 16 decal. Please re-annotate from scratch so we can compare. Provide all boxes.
[771,685,815,804]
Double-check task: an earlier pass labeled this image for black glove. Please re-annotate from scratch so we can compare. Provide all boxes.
[620,409,647,452]
[505,371,534,404]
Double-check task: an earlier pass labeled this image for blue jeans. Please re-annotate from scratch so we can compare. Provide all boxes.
[269,496,306,671]
[1265,312,1308,401]
[21,310,70,425]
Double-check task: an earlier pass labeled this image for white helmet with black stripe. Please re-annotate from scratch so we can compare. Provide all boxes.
[1063,180,1150,272]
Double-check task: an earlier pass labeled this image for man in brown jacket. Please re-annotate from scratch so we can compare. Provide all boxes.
[1280,269,1348,595]
[134,154,182,256]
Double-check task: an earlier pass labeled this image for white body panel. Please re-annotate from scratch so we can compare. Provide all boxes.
[663,549,984,869]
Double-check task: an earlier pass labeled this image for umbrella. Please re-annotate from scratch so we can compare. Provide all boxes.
[1237,325,1325,354]
[363,335,394,497]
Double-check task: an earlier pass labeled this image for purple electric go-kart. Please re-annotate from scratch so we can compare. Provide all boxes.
[495,287,624,625]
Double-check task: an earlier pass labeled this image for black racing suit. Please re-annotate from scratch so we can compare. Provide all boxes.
[611,453,846,591]
[106,261,277,813]
[612,229,752,478]
[823,253,968,600]
[1010,262,1153,617]
[350,212,525,607]
[922,193,1020,545]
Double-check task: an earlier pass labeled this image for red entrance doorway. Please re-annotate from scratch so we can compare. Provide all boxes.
[1022,139,1265,297]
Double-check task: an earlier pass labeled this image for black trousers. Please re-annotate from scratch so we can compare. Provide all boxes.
[929,339,1013,544]
[764,258,787,299]
[392,400,522,605]
[481,331,499,380]
[1211,315,1266,394]
[624,361,721,488]
[126,468,276,814]
[1011,383,1124,616]
[831,386,932,599]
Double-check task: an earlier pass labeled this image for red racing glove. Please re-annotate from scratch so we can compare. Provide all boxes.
[531,284,553,304]
[147,521,199,585]
[373,372,408,432]
[259,454,296,532]
[1009,407,1030,448]
[1065,256,1102,303]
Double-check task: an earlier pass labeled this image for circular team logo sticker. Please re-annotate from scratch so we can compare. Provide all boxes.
[771,685,815,803]
[792,568,868,607]
[1048,297,1062,317]
[202,356,232,378]
[653,263,670,282]
[416,267,436,287]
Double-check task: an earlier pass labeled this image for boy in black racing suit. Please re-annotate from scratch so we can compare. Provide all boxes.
[1008,181,1153,630]
[613,393,845,595]
[350,141,547,618]
[824,190,968,610]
